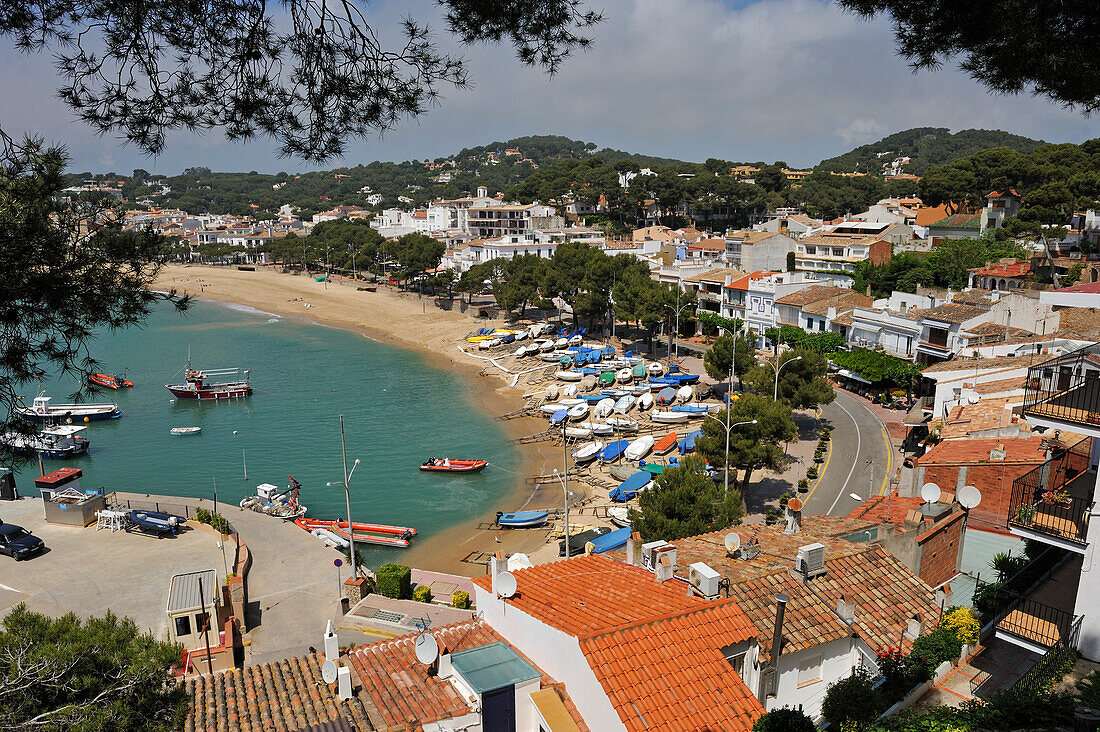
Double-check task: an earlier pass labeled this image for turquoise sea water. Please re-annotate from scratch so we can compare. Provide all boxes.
[11,300,520,564]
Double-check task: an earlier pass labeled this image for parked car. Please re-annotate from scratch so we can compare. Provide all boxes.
[0,523,45,560]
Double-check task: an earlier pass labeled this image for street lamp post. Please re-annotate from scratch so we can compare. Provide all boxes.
[717,418,758,495]
[554,468,571,558]
[326,415,361,581]
[665,297,693,364]
[762,355,803,402]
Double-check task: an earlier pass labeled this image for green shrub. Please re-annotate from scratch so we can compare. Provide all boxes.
[193,507,229,535]
[822,668,882,729]
[764,508,781,524]
[908,628,962,680]
[779,492,793,507]
[195,508,212,524]
[798,478,809,492]
[806,466,818,479]
[752,707,815,732]
[452,590,470,609]
[376,563,412,599]
[939,607,979,646]
[412,585,432,603]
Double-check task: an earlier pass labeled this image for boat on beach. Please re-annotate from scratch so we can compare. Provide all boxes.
[240,479,307,519]
[652,410,690,424]
[655,387,677,406]
[295,518,416,547]
[613,395,635,414]
[90,372,133,389]
[653,432,679,454]
[555,370,583,382]
[573,440,604,463]
[566,403,590,421]
[580,375,597,392]
[676,385,694,403]
[608,506,631,528]
[165,359,251,400]
[576,421,613,436]
[610,472,652,502]
[624,435,655,461]
[680,429,703,454]
[496,510,549,528]
[606,416,639,432]
[599,439,630,462]
[593,398,615,419]
[637,392,654,410]
[420,458,488,473]
[16,394,120,423]
[170,426,202,435]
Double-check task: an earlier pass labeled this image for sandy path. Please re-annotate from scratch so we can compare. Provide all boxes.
[154,264,564,576]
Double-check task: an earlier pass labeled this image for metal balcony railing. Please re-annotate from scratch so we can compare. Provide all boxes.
[1023,344,1100,427]
[1008,443,1092,545]
[997,595,1078,649]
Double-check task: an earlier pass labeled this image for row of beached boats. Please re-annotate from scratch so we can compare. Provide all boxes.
[465,323,580,351]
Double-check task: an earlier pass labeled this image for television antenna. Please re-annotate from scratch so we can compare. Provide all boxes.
[958,485,982,510]
[321,659,338,684]
[920,482,942,504]
[496,571,518,598]
[723,532,741,555]
[414,633,440,666]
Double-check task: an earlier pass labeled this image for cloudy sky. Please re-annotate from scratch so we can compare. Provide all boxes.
[1,0,1096,175]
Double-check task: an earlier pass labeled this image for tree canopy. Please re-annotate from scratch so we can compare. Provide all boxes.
[0,604,188,731]
[703,333,756,384]
[698,395,796,494]
[745,349,836,410]
[628,455,744,542]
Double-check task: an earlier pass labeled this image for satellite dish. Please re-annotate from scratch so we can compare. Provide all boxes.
[496,571,518,598]
[724,532,741,554]
[920,482,942,504]
[967,394,980,404]
[787,497,804,512]
[321,659,338,684]
[958,485,982,509]
[414,634,439,666]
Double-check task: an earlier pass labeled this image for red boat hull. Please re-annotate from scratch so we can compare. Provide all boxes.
[420,459,487,473]
[167,385,252,400]
[294,518,416,548]
[90,374,133,389]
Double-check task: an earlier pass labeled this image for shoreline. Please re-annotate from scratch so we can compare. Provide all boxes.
[154,264,565,576]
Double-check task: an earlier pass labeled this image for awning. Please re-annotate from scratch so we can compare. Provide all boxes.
[838,368,872,385]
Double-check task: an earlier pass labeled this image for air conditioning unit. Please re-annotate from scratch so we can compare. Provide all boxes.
[641,540,670,570]
[796,543,827,579]
[689,562,720,599]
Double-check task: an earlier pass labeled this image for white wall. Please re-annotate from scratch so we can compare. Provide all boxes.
[1073,459,1100,660]
[769,638,858,718]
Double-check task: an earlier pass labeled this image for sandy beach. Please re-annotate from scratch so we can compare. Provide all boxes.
[154,264,573,575]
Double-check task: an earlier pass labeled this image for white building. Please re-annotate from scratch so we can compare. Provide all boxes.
[465,203,562,238]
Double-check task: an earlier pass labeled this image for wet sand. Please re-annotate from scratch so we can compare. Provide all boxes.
[155,264,569,575]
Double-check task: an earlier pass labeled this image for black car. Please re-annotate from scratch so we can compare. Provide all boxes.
[0,524,45,560]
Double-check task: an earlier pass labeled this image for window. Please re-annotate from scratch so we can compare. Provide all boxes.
[797,654,823,686]
[174,615,192,637]
[194,612,209,634]
[727,651,746,676]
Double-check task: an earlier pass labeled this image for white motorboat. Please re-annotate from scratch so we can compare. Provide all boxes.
[576,421,614,436]
[573,441,604,463]
[513,345,529,358]
[608,506,631,528]
[565,426,593,439]
[544,384,559,401]
[606,416,639,432]
[540,351,562,362]
[170,426,202,436]
[567,403,590,421]
[580,375,597,392]
[560,384,578,398]
[638,392,654,410]
[676,385,694,404]
[556,370,583,382]
[310,528,350,550]
[539,340,556,353]
[613,395,635,414]
[624,435,655,461]
[648,362,665,376]
[568,335,583,346]
[616,368,633,384]
[540,401,572,415]
[626,384,650,396]
[554,337,569,348]
[593,398,616,419]
[513,330,529,341]
[652,410,691,424]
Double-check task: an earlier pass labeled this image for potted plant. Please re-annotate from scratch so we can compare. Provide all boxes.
[1042,488,1071,506]
[1014,503,1037,524]
[807,466,819,480]
[765,508,780,525]
[798,478,810,493]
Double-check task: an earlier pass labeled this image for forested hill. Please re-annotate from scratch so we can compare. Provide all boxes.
[815,128,1045,176]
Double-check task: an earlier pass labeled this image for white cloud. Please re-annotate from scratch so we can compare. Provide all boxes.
[0,0,1095,173]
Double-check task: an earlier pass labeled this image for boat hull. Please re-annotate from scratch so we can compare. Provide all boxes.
[90,374,133,389]
[420,459,488,473]
[17,405,120,422]
[166,385,252,400]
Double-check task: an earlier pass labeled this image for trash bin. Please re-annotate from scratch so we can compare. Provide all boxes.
[340,597,350,614]
[0,470,16,501]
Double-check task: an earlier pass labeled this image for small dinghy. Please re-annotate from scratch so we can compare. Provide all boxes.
[170,426,202,436]
[513,346,529,358]
[565,426,592,439]
[652,410,690,424]
[296,518,416,548]
[544,384,559,401]
[606,416,639,432]
[680,429,703,454]
[610,472,653,502]
[637,392,654,410]
[539,339,556,353]
[577,422,614,436]
[554,337,569,348]
[676,385,694,404]
[514,330,529,341]
[593,398,616,419]
[610,464,639,481]
[573,440,604,463]
[599,439,630,462]
[556,370,583,382]
[616,368,633,384]
[648,362,665,376]
[589,526,632,553]
[420,458,488,473]
[654,432,679,454]
[671,405,711,418]
[656,387,677,406]
[559,384,578,398]
[497,510,549,528]
[624,435,655,461]
[598,370,616,386]
[580,374,597,392]
[608,506,631,528]
[613,395,635,414]
[567,403,590,421]
[632,363,647,379]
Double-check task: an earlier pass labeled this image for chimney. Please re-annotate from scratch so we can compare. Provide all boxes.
[759,593,789,702]
[626,531,642,566]
[337,665,353,700]
[490,551,508,595]
[836,595,856,624]
[654,546,676,582]
[323,619,339,660]
[990,443,1007,461]
[783,498,803,534]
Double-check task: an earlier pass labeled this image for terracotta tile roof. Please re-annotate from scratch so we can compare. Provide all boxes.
[920,354,1053,375]
[730,230,785,243]
[832,312,855,327]
[734,576,851,663]
[938,397,1023,439]
[724,271,770,291]
[911,303,990,324]
[1057,307,1100,334]
[1053,282,1100,295]
[915,436,1048,466]
[972,376,1027,394]
[346,620,590,732]
[775,285,852,307]
[580,600,765,731]
[684,268,745,284]
[801,291,874,317]
[847,495,927,528]
[968,261,1030,277]
[927,213,981,229]
[471,554,704,637]
[914,204,953,227]
[988,189,1020,198]
[183,653,377,732]
[967,322,1033,338]
[688,238,726,251]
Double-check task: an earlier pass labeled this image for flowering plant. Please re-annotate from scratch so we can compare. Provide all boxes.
[939,607,980,646]
[1042,488,1071,505]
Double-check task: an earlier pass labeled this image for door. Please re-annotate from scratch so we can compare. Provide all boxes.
[1059,367,1072,391]
[482,686,516,732]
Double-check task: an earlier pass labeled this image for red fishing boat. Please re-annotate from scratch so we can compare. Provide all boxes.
[90,372,133,389]
[165,360,251,400]
[419,458,488,473]
[294,518,417,548]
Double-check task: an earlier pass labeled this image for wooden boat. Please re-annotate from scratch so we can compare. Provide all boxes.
[420,458,488,473]
[608,506,631,528]
[605,416,639,432]
[580,375,597,392]
[496,510,549,528]
[652,410,690,424]
[295,518,415,547]
[165,360,251,400]
[624,435,655,461]
[556,370,583,382]
[90,372,133,389]
[599,439,630,462]
[609,464,637,481]
[170,426,202,435]
[593,398,615,419]
[676,385,694,404]
[654,432,679,454]
[637,392,654,411]
[576,422,613,436]
[613,395,635,414]
[573,440,604,463]
[16,394,120,423]
[680,429,703,454]
[610,472,652,502]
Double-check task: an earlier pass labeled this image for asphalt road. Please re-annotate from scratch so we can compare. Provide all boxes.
[802,389,894,517]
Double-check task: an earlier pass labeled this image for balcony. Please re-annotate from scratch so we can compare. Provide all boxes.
[1007,443,1093,551]
[1022,344,1100,430]
[991,557,1082,654]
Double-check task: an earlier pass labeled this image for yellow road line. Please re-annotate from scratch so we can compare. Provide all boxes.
[879,421,893,496]
[338,625,400,640]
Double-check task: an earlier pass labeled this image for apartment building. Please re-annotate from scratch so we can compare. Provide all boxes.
[724,231,798,272]
[794,232,891,277]
[980,190,1022,235]
[444,228,606,272]
[774,285,871,333]
[466,203,561,238]
[682,268,746,315]
[847,306,922,358]
[911,303,995,365]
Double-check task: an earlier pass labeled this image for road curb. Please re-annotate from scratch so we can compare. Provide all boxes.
[803,407,832,506]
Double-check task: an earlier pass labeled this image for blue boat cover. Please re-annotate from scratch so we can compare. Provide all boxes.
[599,439,630,461]
[680,429,703,454]
[550,409,568,424]
[610,471,652,502]
[671,404,710,413]
[499,510,549,525]
[590,526,632,553]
